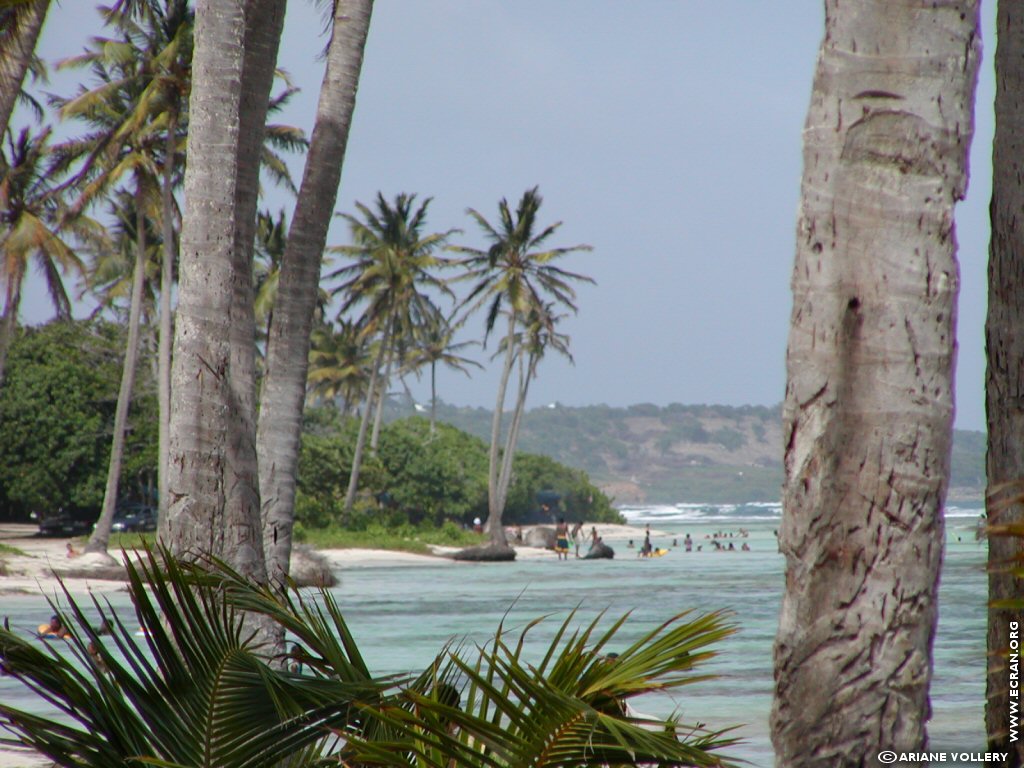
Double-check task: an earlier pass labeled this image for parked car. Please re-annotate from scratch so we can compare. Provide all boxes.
[33,508,96,537]
[110,504,158,533]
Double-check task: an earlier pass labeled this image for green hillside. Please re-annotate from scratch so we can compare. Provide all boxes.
[389,400,985,505]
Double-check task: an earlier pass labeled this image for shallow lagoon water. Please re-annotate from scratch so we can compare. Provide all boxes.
[0,505,988,766]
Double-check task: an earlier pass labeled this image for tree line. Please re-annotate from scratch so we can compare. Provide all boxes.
[0,318,620,529]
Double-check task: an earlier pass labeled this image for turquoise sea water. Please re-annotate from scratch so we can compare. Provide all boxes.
[0,503,988,766]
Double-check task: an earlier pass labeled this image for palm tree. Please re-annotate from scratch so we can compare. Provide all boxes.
[49,5,192,557]
[0,126,97,387]
[82,180,157,557]
[256,0,374,587]
[327,192,456,517]
[402,307,481,436]
[493,303,571,522]
[50,0,192,546]
[306,318,372,412]
[770,3,980,764]
[453,187,592,550]
[253,207,286,357]
[0,548,738,768]
[0,0,50,137]
[986,5,1024,763]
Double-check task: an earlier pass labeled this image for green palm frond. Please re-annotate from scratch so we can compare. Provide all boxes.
[451,186,593,350]
[0,548,381,768]
[340,608,738,767]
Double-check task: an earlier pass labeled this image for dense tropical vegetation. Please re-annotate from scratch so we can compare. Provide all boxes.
[0,319,619,531]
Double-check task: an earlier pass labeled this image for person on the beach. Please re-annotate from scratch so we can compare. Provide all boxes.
[683,533,693,552]
[554,518,570,560]
[571,521,584,558]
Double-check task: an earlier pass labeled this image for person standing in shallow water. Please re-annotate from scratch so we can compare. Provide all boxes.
[571,521,584,558]
[554,518,570,560]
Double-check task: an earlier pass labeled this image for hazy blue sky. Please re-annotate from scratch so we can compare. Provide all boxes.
[22,2,996,431]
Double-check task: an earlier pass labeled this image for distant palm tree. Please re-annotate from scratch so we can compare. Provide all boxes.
[51,8,186,557]
[327,192,456,515]
[0,0,50,137]
[307,318,372,413]
[401,308,481,435]
[253,208,286,357]
[453,187,592,549]
[0,126,98,387]
[494,302,572,515]
[52,0,192,536]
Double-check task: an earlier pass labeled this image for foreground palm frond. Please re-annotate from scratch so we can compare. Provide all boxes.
[0,547,738,767]
[339,608,737,767]
[0,549,382,768]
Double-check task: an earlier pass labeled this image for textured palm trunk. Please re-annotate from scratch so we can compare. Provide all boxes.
[485,315,517,548]
[986,6,1024,764]
[771,2,979,765]
[0,266,24,388]
[87,180,149,556]
[344,318,390,515]
[157,105,177,522]
[429,360,437,436]
[257,0,372,585]
[163,0,281,583]
[495,352,536,517]
[225,0,286,580]
[0,0,49,137]
[369,341,393,452]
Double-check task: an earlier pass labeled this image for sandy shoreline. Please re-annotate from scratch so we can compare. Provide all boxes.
[0,522,666,595]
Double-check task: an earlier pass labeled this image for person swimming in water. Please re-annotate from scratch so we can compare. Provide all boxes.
[38,615,70,640]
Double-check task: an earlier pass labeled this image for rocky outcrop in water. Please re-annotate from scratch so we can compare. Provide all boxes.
[452,544,516,562]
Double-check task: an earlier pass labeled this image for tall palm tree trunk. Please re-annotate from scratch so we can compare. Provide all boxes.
[429,360,437,436]
[157,105,177,523]
[0,0,50,137]
[87,180,148,556]
[0,264,24,388]
[230,0,285,566]
[369,340,393,452]
[986,5,1024,763]
[770,2,980,764]
[344,318,390,515]
[485,315,517,548]
[163,0,281,583]
[258,0,372,584]
[495,352,536,517]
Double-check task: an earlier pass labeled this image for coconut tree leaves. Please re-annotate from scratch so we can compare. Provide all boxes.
[0,549,377,768]
[0,548,737,767]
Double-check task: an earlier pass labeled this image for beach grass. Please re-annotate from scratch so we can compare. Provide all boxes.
[0,542,27,557]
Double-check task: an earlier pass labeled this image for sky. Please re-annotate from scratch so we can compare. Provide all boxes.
[21,1,997,431]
